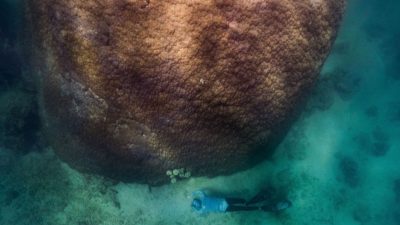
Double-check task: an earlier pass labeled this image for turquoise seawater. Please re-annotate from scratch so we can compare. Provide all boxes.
[0,0,399,224]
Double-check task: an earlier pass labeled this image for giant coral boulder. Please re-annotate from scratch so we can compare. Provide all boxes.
[27,0,345,184]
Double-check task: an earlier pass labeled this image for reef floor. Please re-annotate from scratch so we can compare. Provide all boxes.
[1,0,400,224]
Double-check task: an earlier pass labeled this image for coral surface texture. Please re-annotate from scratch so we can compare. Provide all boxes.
[27,0,345,184]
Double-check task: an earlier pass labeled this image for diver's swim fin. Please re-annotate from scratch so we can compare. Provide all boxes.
[261,200,292,212]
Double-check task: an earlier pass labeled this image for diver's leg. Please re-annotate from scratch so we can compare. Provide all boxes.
[246,187,276,205]
[259,203,275,212]
[226,205,260,212]
[226,198,247,205]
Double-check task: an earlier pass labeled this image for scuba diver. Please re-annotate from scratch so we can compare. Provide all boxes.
[191,187,292,215]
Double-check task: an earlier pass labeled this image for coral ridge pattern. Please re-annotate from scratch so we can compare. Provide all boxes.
[27,0,345,184]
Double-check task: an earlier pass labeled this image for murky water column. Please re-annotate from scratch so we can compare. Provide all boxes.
[1,0,400,225]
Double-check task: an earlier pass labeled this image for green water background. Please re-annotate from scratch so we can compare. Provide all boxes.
[0,0,399,224]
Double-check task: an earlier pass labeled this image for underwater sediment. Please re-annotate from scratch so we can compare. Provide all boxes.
[27,0,345,184]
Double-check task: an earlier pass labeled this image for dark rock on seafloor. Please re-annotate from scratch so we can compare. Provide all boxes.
[394,178,400,202]
[4,189,20,206]
[338,156,360,188]
[394,211,400,225]
[371,142,390,157]
[332,70,361,101]
[365,106,378,117]
[26,0,346,184]
[305,77,335,113]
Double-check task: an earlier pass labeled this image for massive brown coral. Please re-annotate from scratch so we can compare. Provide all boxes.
[27,0,345,184]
